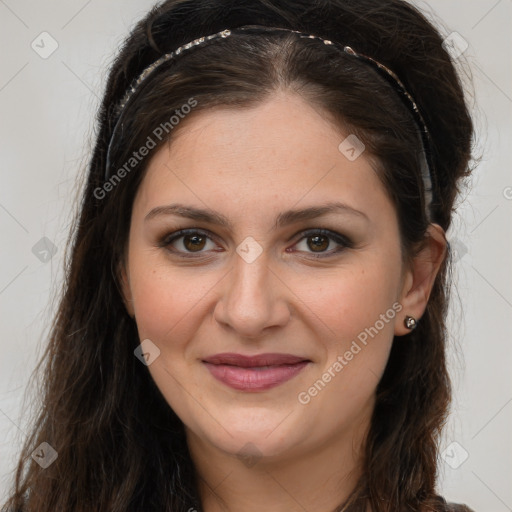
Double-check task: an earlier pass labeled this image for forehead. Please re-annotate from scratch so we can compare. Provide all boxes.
[134,91,394,227]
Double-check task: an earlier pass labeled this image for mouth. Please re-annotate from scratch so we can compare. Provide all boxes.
[202,353,311,391]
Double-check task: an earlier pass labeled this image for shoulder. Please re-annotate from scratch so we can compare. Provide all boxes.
[432,495,475,512]
[444,501,475,512]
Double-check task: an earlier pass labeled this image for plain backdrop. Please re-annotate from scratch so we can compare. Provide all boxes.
[0,1,511,510]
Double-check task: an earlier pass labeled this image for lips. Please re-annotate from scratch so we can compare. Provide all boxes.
[203,353,308,367]
[202,352,310,391]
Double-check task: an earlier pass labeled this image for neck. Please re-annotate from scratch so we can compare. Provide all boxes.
[186,403,372,512]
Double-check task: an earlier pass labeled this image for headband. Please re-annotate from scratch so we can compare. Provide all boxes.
[105,24,434,221]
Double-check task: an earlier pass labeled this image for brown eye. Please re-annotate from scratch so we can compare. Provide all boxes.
[161,229,217,255]
[183,234,207,252]
[293,229,352,258]
[307,235,330,252]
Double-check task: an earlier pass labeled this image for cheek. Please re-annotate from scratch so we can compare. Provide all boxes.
[128,254,217,347]
[293,260,400,397]
[292,261,401,342]
[293,265,399,431]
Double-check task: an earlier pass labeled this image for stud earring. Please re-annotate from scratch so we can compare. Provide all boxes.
[404,316,417,330]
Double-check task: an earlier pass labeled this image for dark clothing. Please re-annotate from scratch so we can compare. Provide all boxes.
[445,500,475,511]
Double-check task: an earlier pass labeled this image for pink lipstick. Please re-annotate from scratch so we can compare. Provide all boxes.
[202,353,310,391]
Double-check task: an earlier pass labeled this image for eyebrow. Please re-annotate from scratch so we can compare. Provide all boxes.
[144,201,369,229]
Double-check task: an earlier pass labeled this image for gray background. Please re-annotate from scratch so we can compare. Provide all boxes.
[0,1,511,509]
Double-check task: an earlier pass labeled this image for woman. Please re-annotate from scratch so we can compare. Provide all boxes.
[3,0,476,510]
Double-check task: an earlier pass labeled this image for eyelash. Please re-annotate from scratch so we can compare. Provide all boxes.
[158,228,353,259]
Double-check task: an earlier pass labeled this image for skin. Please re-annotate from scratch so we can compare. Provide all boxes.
[120,90,446,512]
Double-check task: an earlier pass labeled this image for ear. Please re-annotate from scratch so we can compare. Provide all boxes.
[118,259,135,318]
[394,223,447,336]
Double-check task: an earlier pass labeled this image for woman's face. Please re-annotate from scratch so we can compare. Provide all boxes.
[120,91,423,464]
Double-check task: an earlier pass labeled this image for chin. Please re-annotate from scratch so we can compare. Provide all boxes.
[187,406,305,460]
[214,430,299,464]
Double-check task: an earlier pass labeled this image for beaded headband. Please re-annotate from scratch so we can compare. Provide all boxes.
[105,24,434,221]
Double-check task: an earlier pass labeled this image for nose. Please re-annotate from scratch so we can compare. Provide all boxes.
[213,248,291,339]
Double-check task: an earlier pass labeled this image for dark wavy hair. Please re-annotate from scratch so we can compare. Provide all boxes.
[3,0,474,511]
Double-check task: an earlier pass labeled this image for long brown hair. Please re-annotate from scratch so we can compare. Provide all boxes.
[3,1,474,510]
